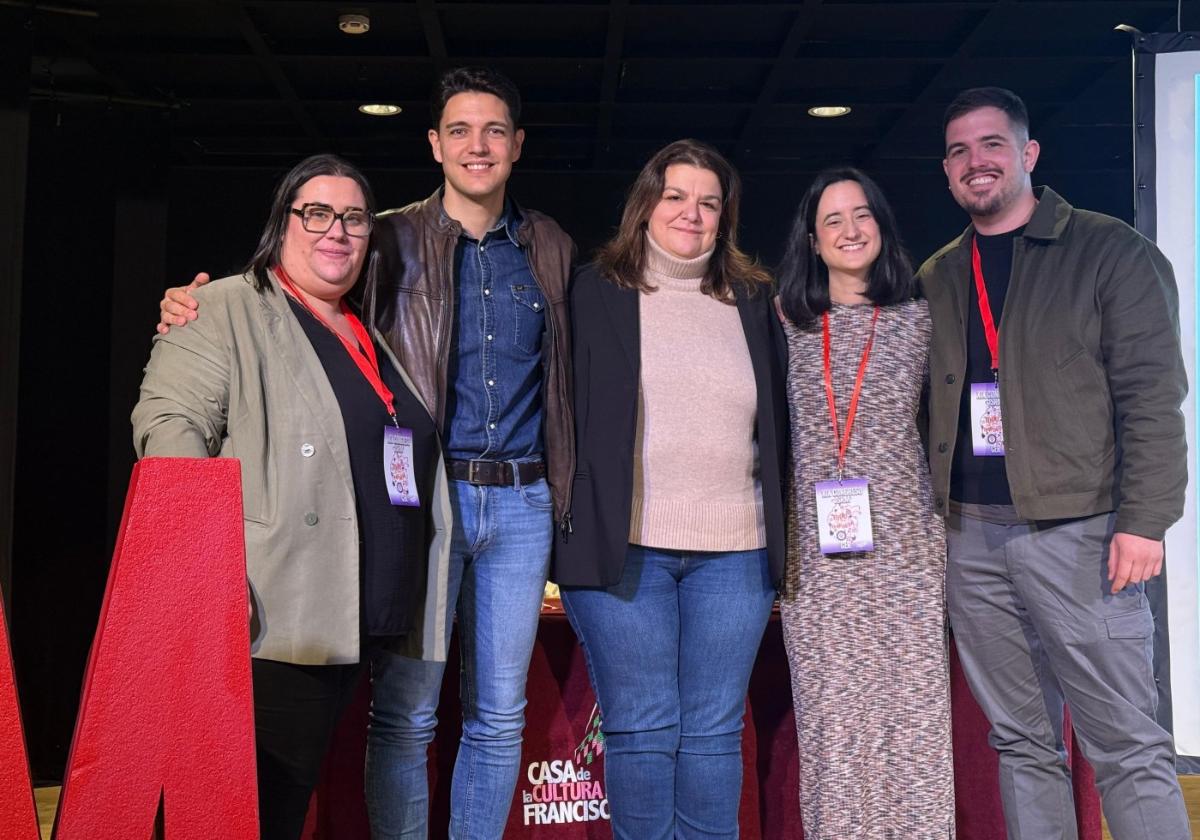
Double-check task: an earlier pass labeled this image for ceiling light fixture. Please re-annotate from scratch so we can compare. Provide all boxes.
[359,103,402,116]
[808,105,852,118]
[338,13,370,35]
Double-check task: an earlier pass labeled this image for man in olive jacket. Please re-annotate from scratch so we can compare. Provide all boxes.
[919,86,1189,839]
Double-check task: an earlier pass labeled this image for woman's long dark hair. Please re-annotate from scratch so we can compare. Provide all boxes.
[777,167,917,327]
[595,138,772,300]
[244,153,380,320]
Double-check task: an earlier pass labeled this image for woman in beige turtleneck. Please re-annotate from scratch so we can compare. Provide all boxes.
[552,139,788,840]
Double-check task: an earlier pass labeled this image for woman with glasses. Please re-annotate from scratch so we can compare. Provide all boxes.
[132,154,451,840]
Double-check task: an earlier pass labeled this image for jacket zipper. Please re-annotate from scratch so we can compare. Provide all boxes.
[435,241,454,428]
[524,229,576,533]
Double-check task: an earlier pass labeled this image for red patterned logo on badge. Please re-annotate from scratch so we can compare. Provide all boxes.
[828,501,861,548]
[390,448,409,491]
[979,405,1003,446]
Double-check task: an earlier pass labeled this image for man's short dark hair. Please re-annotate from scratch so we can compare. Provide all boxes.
[431,66,522,129]
[943,86,1030,138]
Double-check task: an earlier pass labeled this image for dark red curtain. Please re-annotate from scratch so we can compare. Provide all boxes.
[305,608,1102,840]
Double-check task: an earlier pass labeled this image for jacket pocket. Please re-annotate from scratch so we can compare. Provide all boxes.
[1064,350,1114,455]
[1055,347,1087,370]
[1029,349,1114,493]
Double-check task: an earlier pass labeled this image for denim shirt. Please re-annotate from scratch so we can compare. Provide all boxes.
[444,203,546,462]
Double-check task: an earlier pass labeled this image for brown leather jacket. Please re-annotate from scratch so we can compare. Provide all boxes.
[372,189,577,526]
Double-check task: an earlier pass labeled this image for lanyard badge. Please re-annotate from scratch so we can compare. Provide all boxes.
[383,426,421,507]
[813,307,878,555]
[275,265,420,507]
[969,238,1005,457]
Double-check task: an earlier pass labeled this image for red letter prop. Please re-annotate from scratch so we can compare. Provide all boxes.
[0,600,39,840]
[53,458,258,839]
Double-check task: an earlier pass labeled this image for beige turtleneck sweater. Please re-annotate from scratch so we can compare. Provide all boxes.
[628,234,766,551]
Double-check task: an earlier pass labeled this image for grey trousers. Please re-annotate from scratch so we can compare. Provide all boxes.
[946,509,1189,840]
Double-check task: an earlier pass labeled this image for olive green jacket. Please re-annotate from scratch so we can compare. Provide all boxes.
[918,187,1187,540]
[132,271,452,665]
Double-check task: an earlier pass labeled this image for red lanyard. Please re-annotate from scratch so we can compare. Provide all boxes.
[970,236,1000,376]
[274,265,397,420]
[822,306,879,477]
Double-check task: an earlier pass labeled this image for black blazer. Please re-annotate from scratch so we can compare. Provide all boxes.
[552,262,788,588]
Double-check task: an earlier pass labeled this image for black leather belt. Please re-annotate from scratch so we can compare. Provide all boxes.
[448,459,547,487]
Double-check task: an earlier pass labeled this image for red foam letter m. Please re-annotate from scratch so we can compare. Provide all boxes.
[48,458,258,838]
[0,601,38,840]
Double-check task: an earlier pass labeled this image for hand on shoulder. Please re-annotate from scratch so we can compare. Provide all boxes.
[156,272,211,335]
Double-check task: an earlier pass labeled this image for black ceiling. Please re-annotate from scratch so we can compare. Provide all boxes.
[12,0,1184,174]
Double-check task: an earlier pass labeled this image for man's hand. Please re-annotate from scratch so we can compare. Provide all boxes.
[156,272,211,335]
[1107,531,1164,594]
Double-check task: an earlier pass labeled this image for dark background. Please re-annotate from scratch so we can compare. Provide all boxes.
[0,0,1185,779]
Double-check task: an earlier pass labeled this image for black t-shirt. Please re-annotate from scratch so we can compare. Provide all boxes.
[288,295,439,638]
[950,228,1023,505]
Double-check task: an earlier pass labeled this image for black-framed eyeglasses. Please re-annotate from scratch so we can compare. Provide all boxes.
[290,203,373,237]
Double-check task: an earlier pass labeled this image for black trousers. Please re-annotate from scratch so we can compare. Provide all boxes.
[251,657,365,840]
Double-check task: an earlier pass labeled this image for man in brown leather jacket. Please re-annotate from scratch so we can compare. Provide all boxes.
[919,86,1189,840]
[158,67,575,840]
[363,67,574,840]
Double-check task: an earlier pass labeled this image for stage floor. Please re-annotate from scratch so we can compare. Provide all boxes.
[31,776,1200,839]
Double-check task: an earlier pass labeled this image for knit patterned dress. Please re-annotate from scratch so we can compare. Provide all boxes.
[779,299,954,839]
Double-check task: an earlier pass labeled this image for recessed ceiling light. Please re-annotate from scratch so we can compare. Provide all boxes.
[338,14,370,35]
[359,103,402,116]
[808,105,852,118]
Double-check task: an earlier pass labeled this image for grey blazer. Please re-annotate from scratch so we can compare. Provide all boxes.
[132,271,452,666]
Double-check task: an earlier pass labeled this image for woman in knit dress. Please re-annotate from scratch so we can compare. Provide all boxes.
[553,139,788,840]
[776,167,953,838]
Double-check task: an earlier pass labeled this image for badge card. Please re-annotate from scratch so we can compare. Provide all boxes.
[814,478,874,554]
[969,382,1005,456]
[383,426,421,507]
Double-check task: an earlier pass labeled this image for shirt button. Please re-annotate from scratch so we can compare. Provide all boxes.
[945,374,956,384]
[937,442,948,453]
[489,423,496,429]
[484,289,491,296]
[304,512,318,526]
[487,379,495,386]
[533,302,540,310]
[300,443,315,457]
[486,334,493,341]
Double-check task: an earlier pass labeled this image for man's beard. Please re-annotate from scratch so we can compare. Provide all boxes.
[957,176,1018,220]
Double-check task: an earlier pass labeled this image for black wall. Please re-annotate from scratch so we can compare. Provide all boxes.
[1,9,30,612]
[9,98,1137,778]
[15,101,122,780]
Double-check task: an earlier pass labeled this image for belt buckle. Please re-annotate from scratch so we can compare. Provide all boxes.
[467,459,489,485]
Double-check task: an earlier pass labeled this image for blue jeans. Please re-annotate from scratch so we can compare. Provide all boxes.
[365,476,554,840]
[561,545,775,840]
